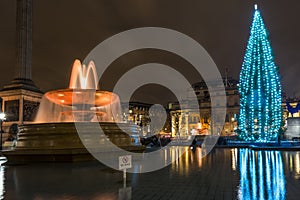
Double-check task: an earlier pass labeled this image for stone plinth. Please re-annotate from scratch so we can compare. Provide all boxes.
[285,117,300,139]
[0,84,43,133]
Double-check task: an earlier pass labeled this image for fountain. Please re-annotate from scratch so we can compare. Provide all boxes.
[3,60,144,164]
[34,59,123,123]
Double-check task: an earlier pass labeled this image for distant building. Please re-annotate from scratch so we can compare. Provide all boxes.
[282,97,300,139]
[169,100,201,138]
[121,102,171,136]
[283,97,300,118]
[169,77,240,136]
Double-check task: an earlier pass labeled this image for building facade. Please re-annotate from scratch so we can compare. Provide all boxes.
[121,102,171,136]
[170,78,240,137]
[282,97,300,139]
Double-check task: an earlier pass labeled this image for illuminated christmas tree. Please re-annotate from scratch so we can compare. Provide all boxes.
[237,5,282,141]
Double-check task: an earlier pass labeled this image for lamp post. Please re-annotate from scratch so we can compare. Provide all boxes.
[0,112,6,151]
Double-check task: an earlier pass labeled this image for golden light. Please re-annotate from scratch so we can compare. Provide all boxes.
[0,113,5,120]
[197,148,202,168]
[197,122,202,129]
[295,153,300,175]
[45,89,119,107]
[231,149,237,171]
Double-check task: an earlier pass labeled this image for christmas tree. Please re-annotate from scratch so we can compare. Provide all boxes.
[237,5,282,141]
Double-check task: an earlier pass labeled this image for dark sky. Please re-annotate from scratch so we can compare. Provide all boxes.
[0,0,299,103]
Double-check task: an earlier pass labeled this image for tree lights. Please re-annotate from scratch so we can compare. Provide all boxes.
[237,5,282,141]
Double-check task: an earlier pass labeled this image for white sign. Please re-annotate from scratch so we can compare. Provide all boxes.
[119,155,132,170]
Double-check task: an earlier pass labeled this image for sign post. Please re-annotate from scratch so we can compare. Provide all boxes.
[118,155,132,200]
[119,155,132,188]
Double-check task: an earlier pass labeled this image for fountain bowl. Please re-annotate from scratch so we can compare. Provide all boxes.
[45,89,119,107]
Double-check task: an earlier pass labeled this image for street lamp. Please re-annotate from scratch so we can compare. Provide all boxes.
[0,112,6,151]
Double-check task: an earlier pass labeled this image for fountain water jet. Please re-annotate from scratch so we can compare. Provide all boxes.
[3,60,143,164]
[35,59,122,123]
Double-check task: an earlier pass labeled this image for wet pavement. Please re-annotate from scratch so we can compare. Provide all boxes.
[2,148,300,200]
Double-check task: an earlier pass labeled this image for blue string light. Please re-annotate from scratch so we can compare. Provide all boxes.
[237,6,282,141]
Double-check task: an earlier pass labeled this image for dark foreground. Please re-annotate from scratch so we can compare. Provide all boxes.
[2,148,300,200]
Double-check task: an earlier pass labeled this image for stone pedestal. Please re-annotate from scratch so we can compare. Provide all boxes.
[0,79,43,133]
[3,122,145,164]
[285,117,300,139]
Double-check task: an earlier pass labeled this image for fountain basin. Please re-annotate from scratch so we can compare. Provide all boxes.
[3,122,145,164]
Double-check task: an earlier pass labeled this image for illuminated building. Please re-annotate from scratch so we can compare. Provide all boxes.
[169,77,239,136]
[121,102,171,136]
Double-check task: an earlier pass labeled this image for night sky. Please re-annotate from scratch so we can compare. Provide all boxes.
[0,0,299,104]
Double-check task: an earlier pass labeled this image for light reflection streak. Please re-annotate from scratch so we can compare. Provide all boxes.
[237,149,286,200]
[197,148,202,168]
[265,152,271,200]
[164,149,167,166]
[258,151,264,200]
[0,158,6,199]
[231,149,237,171]
[289,155,293,172]
[295,153,300,175]
[169,147,189,175]
[251,150,257,199]
[285,152,300,179]
[185,150,189,167]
